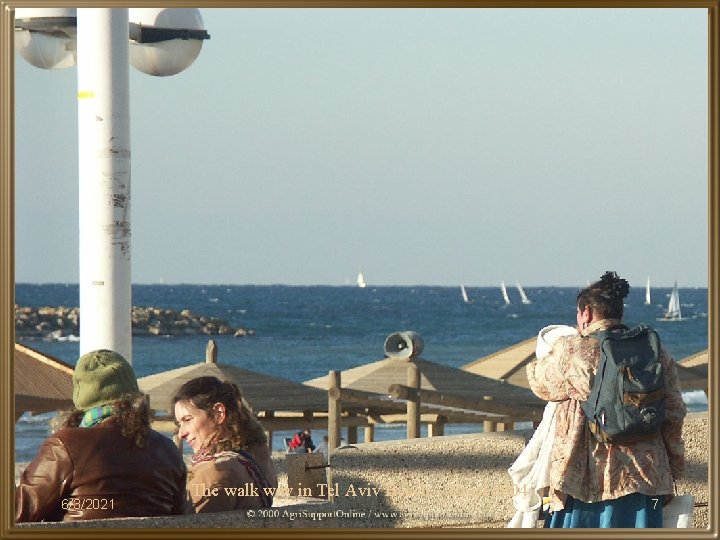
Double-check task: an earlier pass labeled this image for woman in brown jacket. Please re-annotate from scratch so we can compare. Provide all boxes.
[173,376,278,513]
[15,349,187,522]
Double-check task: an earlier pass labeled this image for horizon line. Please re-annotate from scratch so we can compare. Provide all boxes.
[15,281,709,289]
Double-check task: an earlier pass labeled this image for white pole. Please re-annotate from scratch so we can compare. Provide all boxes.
[77,8,132,363]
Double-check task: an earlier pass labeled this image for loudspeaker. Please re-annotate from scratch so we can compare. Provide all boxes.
[383,331,424,360]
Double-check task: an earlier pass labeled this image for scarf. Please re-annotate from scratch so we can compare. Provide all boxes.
[190,434,226,466]
[79,405,115,427]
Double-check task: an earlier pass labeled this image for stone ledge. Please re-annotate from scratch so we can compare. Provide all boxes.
[15,413,709,529]
[15,498,334,529]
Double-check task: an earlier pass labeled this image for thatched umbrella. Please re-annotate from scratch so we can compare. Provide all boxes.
[461,336,536,389]
[464,337,708,394]
[305,332,544,423]
[677,349,708,394]
[14,343,74,422]
[137,341,329,415]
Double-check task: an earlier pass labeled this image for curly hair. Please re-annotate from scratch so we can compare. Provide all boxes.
[50,394,151,448]
[577,270,630,320]
[171,376,268,452]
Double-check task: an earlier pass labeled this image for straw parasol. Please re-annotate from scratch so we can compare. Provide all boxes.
[137,341,329,415]
[305,337,544,423]
[14,342,74,422]
[463,337,709,394]
[461,336,536,389]
[677,349,708,394]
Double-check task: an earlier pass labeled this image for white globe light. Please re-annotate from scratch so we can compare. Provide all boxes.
[128,8,207,77]
[14,8,77,70]
[130,39,203,77]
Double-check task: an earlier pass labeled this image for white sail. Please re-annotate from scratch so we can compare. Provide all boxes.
[460,284,472,304]
[515,281,532,304]
[664,281,681,320]
[645,276,651,305]
[501,281,511,305]
[357,272,366,288]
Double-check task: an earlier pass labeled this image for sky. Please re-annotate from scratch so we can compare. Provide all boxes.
[13,8,709,288]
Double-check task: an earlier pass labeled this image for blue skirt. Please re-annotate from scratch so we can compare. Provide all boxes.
[545,492,664,528]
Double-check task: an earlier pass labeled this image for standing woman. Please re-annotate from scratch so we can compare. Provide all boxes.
[173,376,278,513]
[526,271,686,528]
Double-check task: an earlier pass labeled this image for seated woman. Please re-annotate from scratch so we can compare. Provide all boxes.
[16,349,186,522]
[173,376,278,513]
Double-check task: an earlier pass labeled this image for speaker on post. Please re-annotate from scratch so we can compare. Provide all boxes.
[384,331,424,361]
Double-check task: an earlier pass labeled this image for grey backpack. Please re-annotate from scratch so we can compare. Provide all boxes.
[581,324,665,443]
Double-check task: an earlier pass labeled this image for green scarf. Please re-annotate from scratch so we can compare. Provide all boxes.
[79,404,115,427]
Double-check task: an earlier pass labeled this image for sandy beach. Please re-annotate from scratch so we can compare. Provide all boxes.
[14,411,708,529]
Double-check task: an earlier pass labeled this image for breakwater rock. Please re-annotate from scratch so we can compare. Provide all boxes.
[14,305,254,340]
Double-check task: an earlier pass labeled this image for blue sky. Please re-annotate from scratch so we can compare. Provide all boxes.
[14,8,709,287]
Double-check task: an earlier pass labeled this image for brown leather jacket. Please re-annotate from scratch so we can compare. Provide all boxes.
[16,417,187,522]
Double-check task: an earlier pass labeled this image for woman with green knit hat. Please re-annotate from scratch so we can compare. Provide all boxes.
[16,349,187,522]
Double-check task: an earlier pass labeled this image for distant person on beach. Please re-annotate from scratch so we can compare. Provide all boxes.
[288,428,316,453]
[526,271,686,528]
[314,435,330,462]
[15,349,186,522]
[173,376,278,512]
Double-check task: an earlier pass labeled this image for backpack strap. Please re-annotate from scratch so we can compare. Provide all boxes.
[587,322,628,340]
[583,323,628,443]
[234,450,274,507]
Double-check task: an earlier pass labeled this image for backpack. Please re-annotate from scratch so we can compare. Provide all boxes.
[581,324,665,443]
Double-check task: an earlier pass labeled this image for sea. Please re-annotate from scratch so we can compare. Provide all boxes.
[14,283,710,463]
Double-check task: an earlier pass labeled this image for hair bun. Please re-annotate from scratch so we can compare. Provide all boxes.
[598,271,630,300]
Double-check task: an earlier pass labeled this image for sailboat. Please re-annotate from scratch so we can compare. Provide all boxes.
[500,281,511,305]
[658,281,682,321]
[645,276,652,305]
[357,272,367,288]
[460,284,473,304]
[515,281,532,304]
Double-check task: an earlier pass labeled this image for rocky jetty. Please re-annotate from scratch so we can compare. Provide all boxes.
[14,305,254,340]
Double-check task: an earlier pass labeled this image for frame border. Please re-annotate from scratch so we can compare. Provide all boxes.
[2,2,717,538]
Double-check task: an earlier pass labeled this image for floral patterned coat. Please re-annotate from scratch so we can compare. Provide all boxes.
[526,319,686,511]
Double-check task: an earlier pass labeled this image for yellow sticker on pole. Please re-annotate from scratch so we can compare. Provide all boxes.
[77,91,96,99]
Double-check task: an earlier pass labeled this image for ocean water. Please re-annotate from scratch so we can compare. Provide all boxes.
[15,283,709,462]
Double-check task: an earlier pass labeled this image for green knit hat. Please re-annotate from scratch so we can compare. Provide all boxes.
[73,349,140,409]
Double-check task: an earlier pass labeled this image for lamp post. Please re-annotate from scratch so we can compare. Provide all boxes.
[76,9,132,362]
[15,7,209,363]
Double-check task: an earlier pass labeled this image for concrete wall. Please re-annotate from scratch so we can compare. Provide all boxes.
[328,430,527,528]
